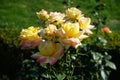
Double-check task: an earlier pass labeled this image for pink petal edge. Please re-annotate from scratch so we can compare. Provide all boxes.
[36,57,47,63]
[49,58,58,65]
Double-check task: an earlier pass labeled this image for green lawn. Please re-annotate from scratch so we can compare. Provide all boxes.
[0,0,120,32]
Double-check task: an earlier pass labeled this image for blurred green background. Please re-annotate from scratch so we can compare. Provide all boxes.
[0,0,120,31]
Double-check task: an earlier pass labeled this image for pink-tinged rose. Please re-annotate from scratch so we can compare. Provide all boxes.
[20,40,42,49]
[19,26,43,49]
[56,22,88,48]
[47,12,65,25]
[102,27,112,33]
[79,17,94,34]
[31,41,64,65]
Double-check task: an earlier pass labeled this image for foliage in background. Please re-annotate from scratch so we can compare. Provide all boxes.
[0,0,120,32]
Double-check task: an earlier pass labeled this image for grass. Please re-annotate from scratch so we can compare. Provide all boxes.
[0,0,66,29]
[0,0,120,32]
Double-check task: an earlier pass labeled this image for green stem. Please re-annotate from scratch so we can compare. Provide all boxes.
[50,65,52,80]
[70,65,75,79]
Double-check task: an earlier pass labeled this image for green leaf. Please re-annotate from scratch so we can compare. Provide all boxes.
[101,70,107,80]
[56,73,66,80]
[106,61,116,70]
[91,52,103,61]
[41,73,51,78]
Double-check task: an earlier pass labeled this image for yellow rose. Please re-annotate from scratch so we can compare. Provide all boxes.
[56,22,88,48]
[79,17,94,34]
[37,9,49,21]
[19,26,42,49]
[31,41,64,65]
[79,17,91,29]
[66,7,83,19]
[47,12,65,25]
[39,41,56,56]
[62,22,80,38]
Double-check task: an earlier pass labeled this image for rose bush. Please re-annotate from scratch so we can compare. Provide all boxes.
[19,7,116,80]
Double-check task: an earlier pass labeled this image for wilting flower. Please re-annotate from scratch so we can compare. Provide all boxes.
[37,9,49,21]
[56,22,88,48]
[31,41,64,65]
[47,12,65,25]
[66,7,83,19]
[19,26,42,49]
[102,27,112,33]
[79,17,94,34]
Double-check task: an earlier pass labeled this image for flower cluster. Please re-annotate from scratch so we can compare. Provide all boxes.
[19,7,94,65]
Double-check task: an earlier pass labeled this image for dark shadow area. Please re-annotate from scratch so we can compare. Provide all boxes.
[0,38,22,80]
[108,48,120,80]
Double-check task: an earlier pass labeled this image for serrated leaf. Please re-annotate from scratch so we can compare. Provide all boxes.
[106,61,116,70]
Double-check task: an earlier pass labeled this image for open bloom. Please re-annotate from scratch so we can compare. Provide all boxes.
[19,26,42,49]
[79,17,94,34]
[31,41,64,65]
[66,7,83,19]
[47,12,65,25]
[37,9,49,21]
[56,22,88,48]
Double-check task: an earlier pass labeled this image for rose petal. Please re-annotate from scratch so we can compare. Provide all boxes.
[36,57,47,63]
[49,58,58,65]
[88,25,94,29]
[85,29,93,34]
[21,43,31,49]
[53,44,64,59]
